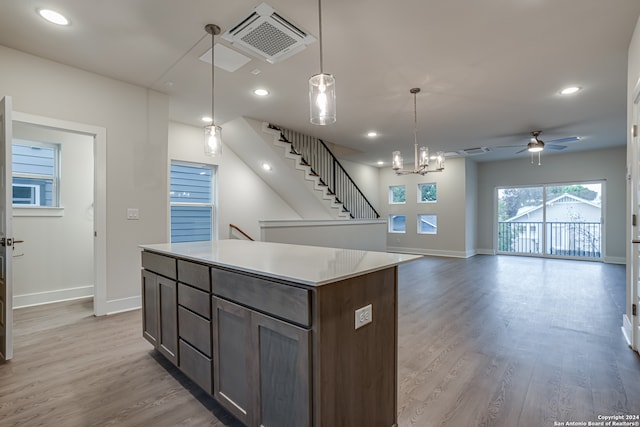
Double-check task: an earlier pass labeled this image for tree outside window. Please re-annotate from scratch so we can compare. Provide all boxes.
[389,185,406,204]
[418,183,436,203]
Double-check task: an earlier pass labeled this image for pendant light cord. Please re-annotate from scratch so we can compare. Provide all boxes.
[211,28,215,126]
[413,91,418,148]
[318,0,324,73]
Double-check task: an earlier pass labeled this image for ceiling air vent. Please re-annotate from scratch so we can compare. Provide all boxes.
[222,3,316,64]
[457,147,491,156]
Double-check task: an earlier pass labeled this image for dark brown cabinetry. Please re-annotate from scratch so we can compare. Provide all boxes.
[141,253,177,365]
[141,247,399,427]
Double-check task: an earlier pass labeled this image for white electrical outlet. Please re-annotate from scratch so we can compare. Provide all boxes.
[355,304,372,329]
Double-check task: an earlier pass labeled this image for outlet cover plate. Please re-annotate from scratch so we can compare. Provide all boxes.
[355,304,372,329]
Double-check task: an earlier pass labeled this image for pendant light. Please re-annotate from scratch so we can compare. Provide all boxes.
[204,24,222,156]
[392,88,444,175]
[309,0,336,125]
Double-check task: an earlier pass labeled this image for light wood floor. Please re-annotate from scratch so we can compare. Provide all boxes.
[1,255,638,426]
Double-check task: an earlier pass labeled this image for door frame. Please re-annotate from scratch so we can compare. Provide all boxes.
[12,111,107,316]
[625,81,640,351]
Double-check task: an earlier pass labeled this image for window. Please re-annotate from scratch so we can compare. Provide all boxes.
[12,141,60,207]
[417,214,437,234]
[389,215,406,233]
[389,185,406,204]
[417,183,437,203]
[170,162,215,243]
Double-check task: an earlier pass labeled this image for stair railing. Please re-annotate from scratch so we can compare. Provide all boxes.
[273,125,380,219]
[229,223,255,241]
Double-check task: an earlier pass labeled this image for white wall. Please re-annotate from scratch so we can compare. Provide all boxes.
[12,123,94,307]
[378,157,472,257]
[0,45,169,313]
[168,122,300,241]
[476,147,626,262]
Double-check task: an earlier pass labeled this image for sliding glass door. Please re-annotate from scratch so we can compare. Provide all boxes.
[497,182,602,259]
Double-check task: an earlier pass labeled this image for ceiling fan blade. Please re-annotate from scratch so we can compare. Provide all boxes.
[515,147,529,154]
[546,136,580,144]
[546,144,567,150]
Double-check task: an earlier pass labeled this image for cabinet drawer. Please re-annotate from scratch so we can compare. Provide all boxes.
[212,268,310,327]
[178,306,212,357]
[178,259,210,292]
[178,283,210,319]
[179,339,212,395]
[142,251,176,280]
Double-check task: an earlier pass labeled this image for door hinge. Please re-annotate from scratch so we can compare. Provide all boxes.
[633,124,638,138]
[633,304,637,316]
[634,214,637,227]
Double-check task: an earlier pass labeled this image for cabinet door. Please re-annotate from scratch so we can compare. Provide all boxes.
[157,276,178,365]
[252,311,311,427]
[212,297,253,426]
[141,270,159,346]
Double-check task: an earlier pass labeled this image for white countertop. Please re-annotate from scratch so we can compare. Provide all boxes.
[140,240,422,286]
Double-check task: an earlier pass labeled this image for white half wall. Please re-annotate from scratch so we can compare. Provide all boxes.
[260,219,387,251]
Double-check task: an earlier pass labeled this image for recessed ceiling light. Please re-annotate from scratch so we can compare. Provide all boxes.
[254,89,269,96]
[367,131,378,138]
[261,163,272,171]
[377,161,384,165]
[560,86,581,95]
[201,116,213,123]
[38,9,70,26]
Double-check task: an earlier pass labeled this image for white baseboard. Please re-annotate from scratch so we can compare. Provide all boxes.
[622,314,634,349]
[604,256,626,265]
[476,248,496,255]
[105,295,141,315]
[387,246,475,258]
[14,285,94,309]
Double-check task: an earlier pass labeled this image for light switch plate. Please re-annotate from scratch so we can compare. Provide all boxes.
[355,304,372,329]
[127,208,139,220]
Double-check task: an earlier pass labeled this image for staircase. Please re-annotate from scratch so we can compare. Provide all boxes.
[263,123,380,220]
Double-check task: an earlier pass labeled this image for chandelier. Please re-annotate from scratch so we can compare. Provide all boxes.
[392,88,444,175]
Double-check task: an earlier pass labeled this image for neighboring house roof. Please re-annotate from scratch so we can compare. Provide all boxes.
[505,193,601,222]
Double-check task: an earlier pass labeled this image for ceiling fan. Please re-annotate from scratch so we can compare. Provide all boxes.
[514,130,581,154]
[495,130,581,165]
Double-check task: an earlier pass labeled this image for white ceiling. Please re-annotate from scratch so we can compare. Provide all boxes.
[0,0,638,165]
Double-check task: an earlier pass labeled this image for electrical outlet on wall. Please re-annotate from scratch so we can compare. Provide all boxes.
[355,304,372,329]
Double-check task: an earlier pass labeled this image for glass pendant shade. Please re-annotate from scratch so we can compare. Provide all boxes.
[204,124,222,156]
[392,151,403,170]
[419,146,429,167]
[435,151,445,170]
[309,73,336,125]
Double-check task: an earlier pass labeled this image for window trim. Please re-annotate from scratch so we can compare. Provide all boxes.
[12,139,61,208]
[388,185,406,205]
[417,214,438,235]
[170,160,216,243]
[417,182,437,204]
[388,214,406,233]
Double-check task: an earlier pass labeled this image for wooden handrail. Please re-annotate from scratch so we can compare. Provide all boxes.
[229,224,254,241]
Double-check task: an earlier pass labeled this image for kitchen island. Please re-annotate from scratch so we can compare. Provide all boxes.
[140,240,420,427]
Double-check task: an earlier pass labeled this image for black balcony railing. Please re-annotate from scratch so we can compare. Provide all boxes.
[497,221,601,258]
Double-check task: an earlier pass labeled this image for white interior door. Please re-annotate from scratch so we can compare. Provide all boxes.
[0,96,14,361]
[629,85,640,352]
